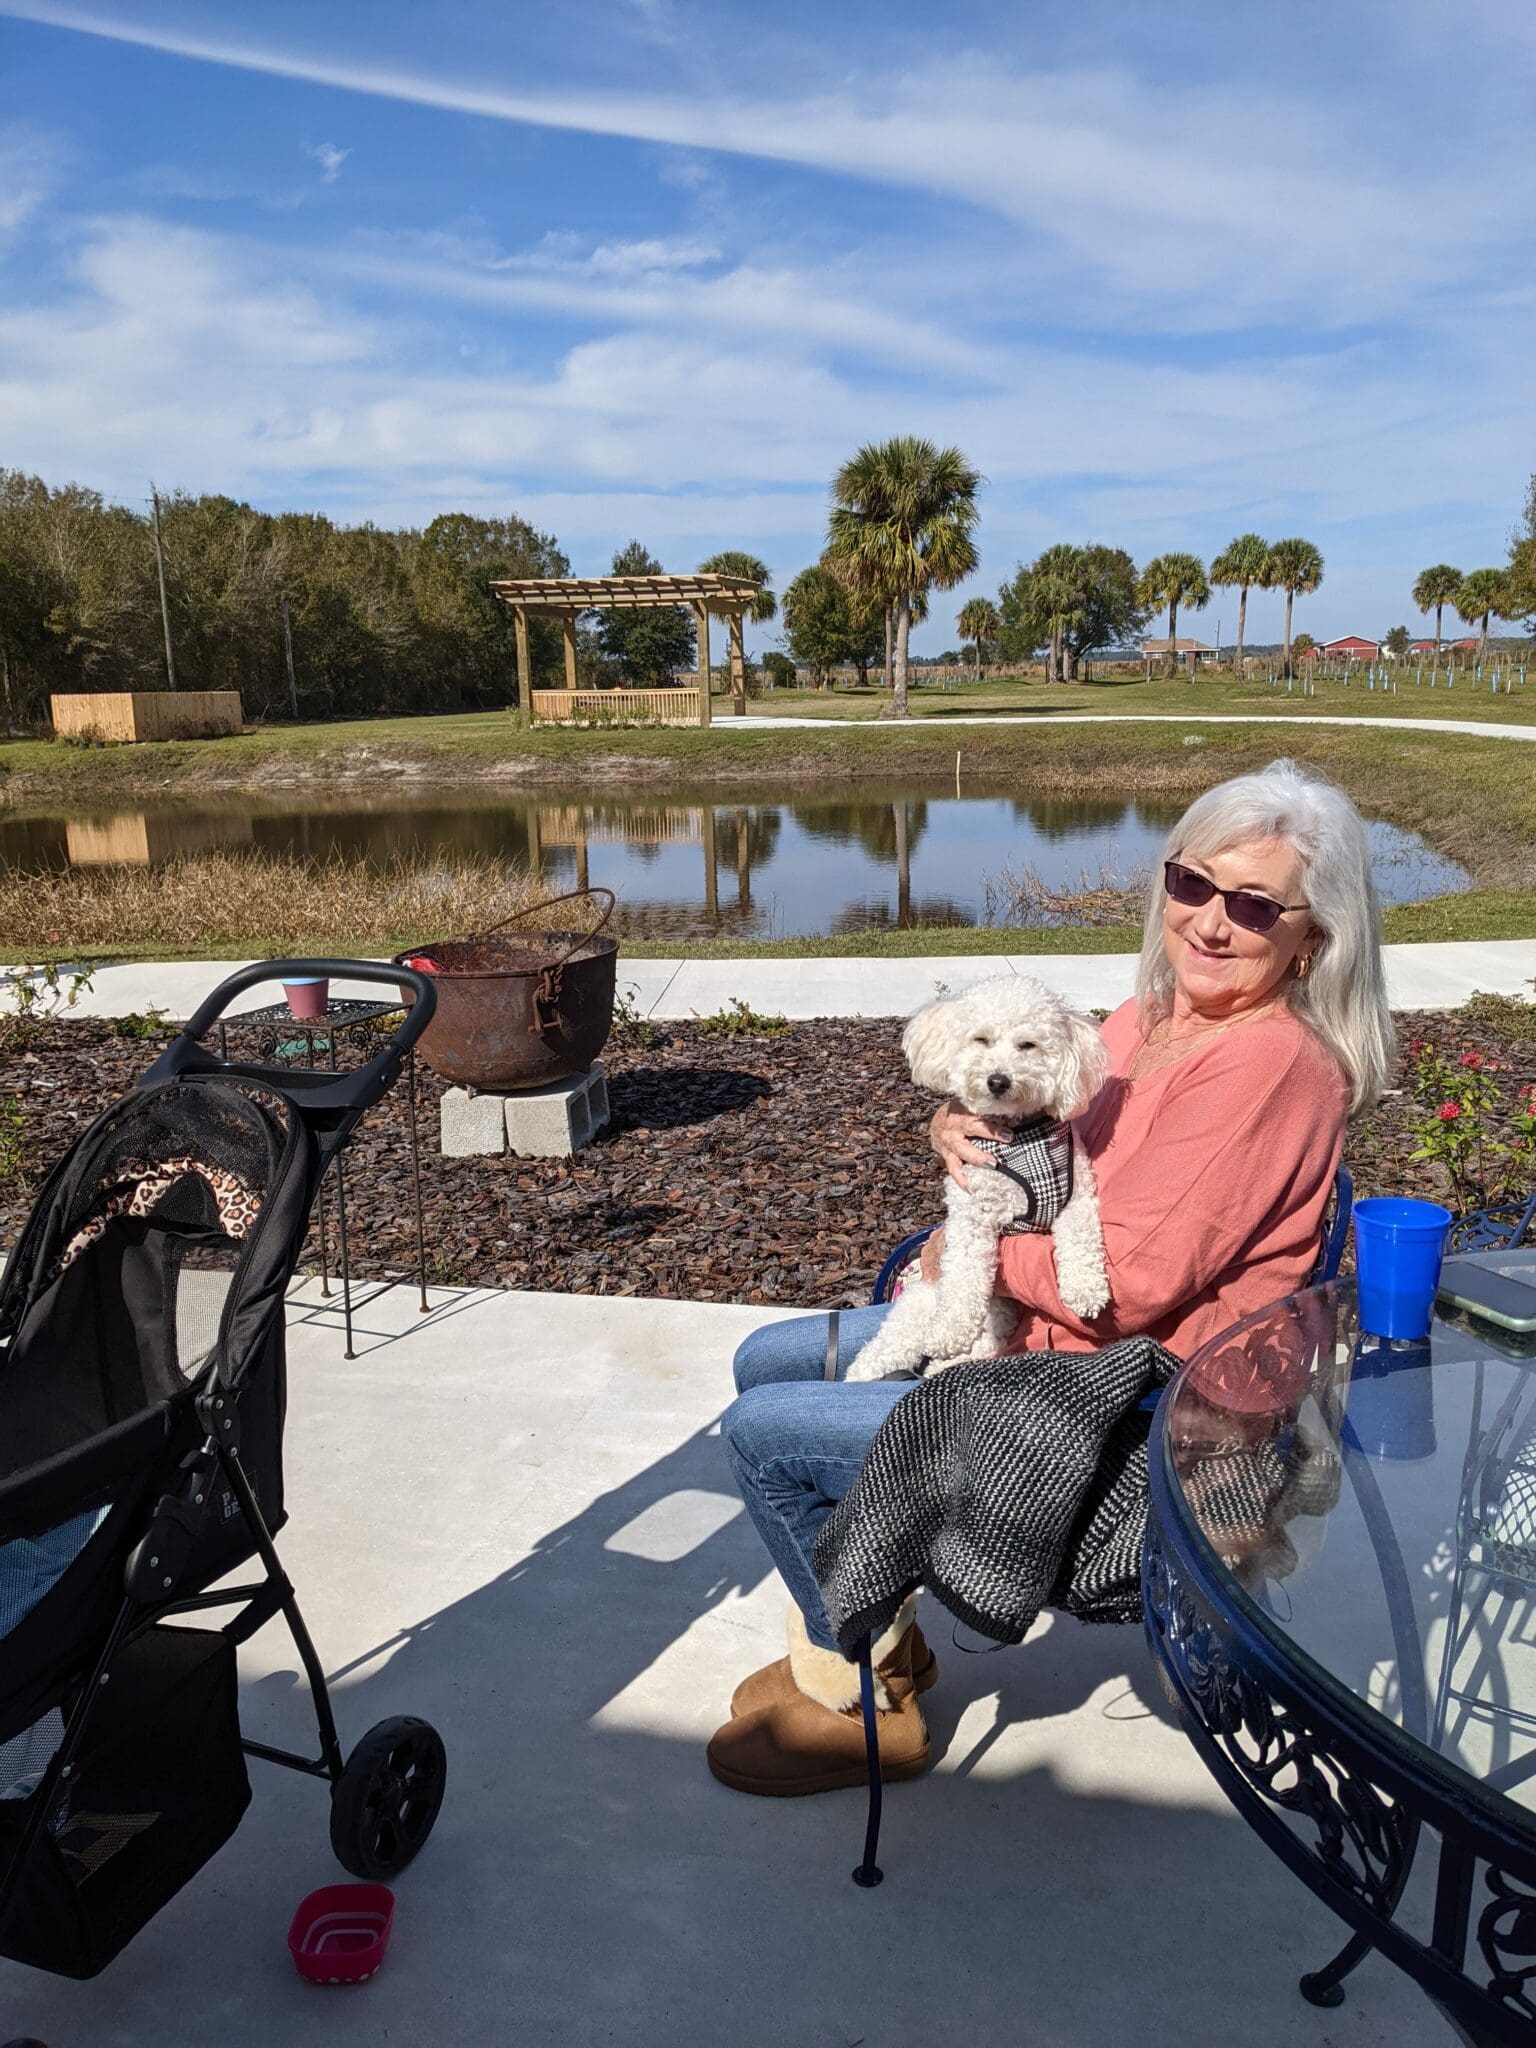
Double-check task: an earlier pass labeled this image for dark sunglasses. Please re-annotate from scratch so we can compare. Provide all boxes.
[1163,860,1309,935]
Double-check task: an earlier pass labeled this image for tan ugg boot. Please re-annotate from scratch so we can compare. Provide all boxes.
[730,1598,937,1718]
[707,1604,930,1797]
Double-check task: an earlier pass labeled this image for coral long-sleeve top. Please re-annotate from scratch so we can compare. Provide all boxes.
[997,998,1349,1363]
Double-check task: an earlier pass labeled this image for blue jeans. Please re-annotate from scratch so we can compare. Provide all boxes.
[721,1304,917,1651]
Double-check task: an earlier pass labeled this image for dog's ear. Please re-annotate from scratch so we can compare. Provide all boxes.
[901,998,957,1094]
[1057,1009,1111,1119]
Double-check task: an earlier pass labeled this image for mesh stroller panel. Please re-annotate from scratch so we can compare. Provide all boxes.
[0,1080,298,1490]
[0,1710,62,1805]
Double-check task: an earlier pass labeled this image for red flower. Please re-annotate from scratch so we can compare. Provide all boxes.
[1437,1100,1462,1121]
[1460,1051,1484,1069]
[1409,1039,1426,1054]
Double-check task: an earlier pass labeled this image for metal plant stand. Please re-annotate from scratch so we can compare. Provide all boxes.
[218,1000,429,1356]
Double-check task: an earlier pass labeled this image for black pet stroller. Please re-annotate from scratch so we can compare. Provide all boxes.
[0,960,444,1979]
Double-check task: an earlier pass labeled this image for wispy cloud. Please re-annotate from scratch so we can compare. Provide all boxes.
[0,3,1531,638]
[3,3,1528,324]
[3,213,1525,513]
[335,229,1000,378]
[0,122,61,238]
[306,140,349,184]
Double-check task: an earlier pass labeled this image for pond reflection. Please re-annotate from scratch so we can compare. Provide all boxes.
[0,784,1471,940]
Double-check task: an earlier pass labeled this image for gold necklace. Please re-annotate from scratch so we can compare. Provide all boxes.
[1129,1000,1285,1081]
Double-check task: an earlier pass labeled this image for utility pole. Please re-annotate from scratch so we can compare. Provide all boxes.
[280,596,298,720]
[150,486,177,691]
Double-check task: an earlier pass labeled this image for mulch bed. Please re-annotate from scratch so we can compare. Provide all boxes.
[3,1006,1532,1308]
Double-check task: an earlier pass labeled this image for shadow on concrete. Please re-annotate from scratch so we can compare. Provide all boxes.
[0,1373,1449,2046]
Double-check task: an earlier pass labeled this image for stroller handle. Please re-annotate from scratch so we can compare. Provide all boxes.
[143,959,438,1119]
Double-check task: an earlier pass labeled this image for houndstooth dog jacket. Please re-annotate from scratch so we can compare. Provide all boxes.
[971,1113,1074,1231]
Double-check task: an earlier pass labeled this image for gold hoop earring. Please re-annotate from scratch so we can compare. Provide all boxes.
[1295,953,1312,980]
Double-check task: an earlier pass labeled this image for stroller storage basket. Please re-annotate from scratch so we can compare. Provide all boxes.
[0,1627,249,1978]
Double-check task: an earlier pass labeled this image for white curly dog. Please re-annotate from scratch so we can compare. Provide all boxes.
[846,974,1111,1383]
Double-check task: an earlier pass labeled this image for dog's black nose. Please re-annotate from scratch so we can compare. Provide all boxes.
[986,1071,1012,1097]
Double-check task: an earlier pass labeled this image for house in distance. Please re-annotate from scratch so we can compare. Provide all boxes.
[1316,635,1380,660]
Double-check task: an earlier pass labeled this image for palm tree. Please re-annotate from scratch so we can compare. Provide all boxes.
[1030,543,1089,684]
[699,550,775,711]
[1208,533,1272,672]
[825,437,982,718]
[956,596,1001,679]
[1455,567,1510,662]
[1267,538,1325,677]
[1411,563,1462,659]
[1137,552,1211,677]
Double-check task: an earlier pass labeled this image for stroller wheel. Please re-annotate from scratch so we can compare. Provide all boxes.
[330,1716,446,1880]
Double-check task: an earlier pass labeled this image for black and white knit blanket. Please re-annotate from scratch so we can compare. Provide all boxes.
[812,1336,1181,1653]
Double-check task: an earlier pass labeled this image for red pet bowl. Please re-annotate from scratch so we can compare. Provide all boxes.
[288,1883,394,1985]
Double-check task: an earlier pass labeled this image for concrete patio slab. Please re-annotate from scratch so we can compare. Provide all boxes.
[1383,940,1536,1010]
[654,955,1010,1019]
[1005,953,1141,1008]
[1,1283,1449,2045]
[8,939,1531,1028]
[0,959,410,1024]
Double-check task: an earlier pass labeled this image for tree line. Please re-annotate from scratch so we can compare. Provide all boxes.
[0,470,578,729]
[780,445,1536,709]
[0,471,787,727]
[3,451,1531,730]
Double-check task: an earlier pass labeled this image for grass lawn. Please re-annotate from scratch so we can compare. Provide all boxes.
[2,666,1534,807]
[742,668,1536,724]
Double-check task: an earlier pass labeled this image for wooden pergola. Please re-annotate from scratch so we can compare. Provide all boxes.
[489,573,765,728]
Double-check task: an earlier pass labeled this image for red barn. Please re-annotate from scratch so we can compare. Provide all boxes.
[1318,635,1379,659]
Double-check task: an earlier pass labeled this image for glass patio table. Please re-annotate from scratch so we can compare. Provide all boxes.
[1143,1278,1536,2047]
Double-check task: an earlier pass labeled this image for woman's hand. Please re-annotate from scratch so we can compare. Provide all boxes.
[929,1098,1008,1190]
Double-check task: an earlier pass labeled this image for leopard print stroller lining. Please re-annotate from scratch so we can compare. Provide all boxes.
[45,1157,261,1287]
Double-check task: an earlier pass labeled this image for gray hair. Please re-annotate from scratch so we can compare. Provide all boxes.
[1135,758,1393,1114]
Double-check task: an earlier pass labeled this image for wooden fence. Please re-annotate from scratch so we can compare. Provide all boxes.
[50,691,244,743]
[529,687,702,726]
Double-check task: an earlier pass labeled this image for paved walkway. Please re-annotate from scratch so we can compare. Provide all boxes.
[725,709,1536,738]
[7,937,1535,1023]
[0,1282,1447,2045]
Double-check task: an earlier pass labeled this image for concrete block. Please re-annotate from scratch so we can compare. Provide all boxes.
[440,1086,508,1157]
[504,1065,607,1158]
[587,1058,610,1132]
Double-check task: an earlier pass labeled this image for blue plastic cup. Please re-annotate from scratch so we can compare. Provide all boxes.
[1352,1197,1452,1340]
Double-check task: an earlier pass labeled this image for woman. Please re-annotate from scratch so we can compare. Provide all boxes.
[708,759,1393,1798]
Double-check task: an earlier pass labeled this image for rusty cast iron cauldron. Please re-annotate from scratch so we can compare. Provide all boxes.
[395,888,618,1091]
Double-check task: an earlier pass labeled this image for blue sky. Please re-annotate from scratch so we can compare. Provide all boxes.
[1,0,1533,650]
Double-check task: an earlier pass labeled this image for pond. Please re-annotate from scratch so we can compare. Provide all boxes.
[0,783,1470,939]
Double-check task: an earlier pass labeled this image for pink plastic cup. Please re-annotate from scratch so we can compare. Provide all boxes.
[282,976,329,1020]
